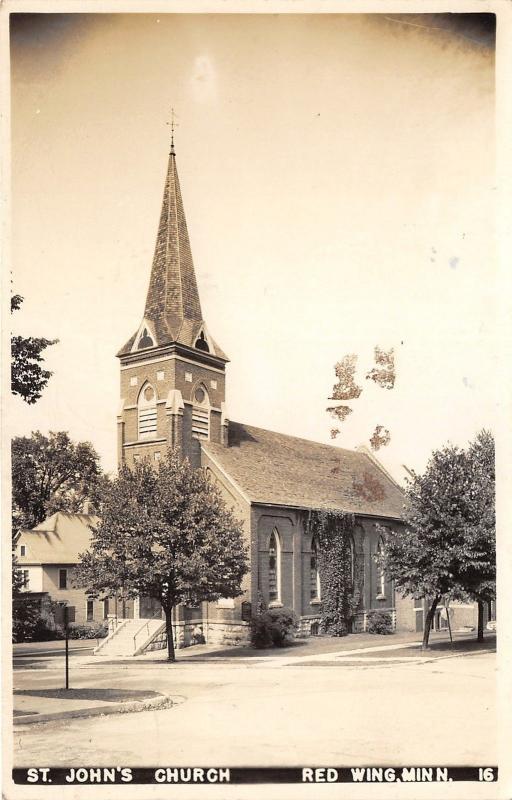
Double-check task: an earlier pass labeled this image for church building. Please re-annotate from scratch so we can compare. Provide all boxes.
[115,136,405,648]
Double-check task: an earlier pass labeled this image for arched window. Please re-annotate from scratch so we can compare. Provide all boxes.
[268,529,281,604]
[310,537,321,601]
[376,536,386,597]
[138,327,154,349]
[138,383,157,438]
[192,385,210,440]
[349,535,355,585]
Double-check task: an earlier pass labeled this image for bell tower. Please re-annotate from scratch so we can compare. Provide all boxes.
[116,136,229,469]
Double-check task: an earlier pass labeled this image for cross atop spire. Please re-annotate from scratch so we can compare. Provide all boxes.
[167,107,177,155]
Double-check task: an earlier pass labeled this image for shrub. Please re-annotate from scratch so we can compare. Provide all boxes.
[31,618,65,641]
[366,610,393,635]
[250,607,298,648]
[12,597,65,642]
[12,597,42,643]
[67,623,108,640]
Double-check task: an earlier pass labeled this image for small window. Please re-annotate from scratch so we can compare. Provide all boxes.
[22,569,30,590]
[210,379,217,390]
[133,454,140,463]
[138,327,154,349]
[157,370,164,381]
[20,544,26,557]
[86,600,94,622]
[154,452,161,462]
[194,331,210,352]
[103,599,109,619]
[130,376,138,386]
[59,569,67,589]
[185,372,193,382]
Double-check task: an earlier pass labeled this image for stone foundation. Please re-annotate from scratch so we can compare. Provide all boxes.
[205,620,250,647]
[141,619,250,653]
[354,608,396,633]
[297,615,322,637]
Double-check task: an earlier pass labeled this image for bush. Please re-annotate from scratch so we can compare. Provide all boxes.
[31,618,65,641]
[67,623,108,640]
[250,607,298,648]
[366,610,393,635]
[12,597,43,643]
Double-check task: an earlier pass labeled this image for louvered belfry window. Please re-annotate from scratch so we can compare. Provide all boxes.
[192,386,210,440]
[138,384,157,438]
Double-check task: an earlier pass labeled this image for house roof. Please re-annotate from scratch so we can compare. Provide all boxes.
[118,148,227,360]
[16,512,98,565]
[202,422,404,519]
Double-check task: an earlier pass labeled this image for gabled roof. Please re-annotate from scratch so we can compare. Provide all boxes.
[16,512,98,565]
[118,147,227,360]
[202,422,404,519]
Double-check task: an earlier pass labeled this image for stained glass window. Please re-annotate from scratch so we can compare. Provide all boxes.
[269,530,279,603]
[310,537,320,600]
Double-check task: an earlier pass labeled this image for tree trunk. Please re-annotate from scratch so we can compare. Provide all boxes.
[164,606,176,662]
[477,600,484,642]
[422,596,440,651]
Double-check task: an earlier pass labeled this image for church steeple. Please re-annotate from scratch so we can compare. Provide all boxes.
[118,142,226,359]
[117,133,229,469]
[144,146,203,339]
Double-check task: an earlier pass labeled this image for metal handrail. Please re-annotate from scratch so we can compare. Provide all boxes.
[133,612,163,652]
[133,620,150,652]
[94,618,128,654]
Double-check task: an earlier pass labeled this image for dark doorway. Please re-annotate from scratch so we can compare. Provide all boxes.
[139,596,162,619]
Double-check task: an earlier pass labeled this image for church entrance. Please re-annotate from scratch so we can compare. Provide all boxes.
[139,595,163,619]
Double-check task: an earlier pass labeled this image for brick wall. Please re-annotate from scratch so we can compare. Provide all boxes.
[119,352,226,468]
[201,453,253,622]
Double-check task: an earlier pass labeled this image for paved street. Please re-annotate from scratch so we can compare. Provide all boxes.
[13,650,496,767]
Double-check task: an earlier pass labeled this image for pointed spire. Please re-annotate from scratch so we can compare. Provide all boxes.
[143,139,203,343]
[117,123,228,361]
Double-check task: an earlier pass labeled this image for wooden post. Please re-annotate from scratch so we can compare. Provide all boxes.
[64,606,69,690]
[444,599,453,644]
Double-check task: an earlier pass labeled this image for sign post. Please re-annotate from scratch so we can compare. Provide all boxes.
[63,605,75,690]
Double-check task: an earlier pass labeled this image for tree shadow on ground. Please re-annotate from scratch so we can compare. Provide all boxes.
[419,635,496,654]
[14,688,160,701]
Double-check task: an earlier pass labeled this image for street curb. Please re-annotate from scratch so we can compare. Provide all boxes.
[13,692,180,726]
[286,648,496,668]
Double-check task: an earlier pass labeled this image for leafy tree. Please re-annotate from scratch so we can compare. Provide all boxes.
[381,431,495,648]
[459,430,495,640]
[11,295,57,404]
[12,431,104,534]
[74,451,249,662]
[327,347,395,449]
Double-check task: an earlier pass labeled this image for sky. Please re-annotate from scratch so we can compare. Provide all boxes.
[8,12,496,479]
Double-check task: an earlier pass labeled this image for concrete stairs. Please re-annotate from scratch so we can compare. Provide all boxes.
[94,618,165,657]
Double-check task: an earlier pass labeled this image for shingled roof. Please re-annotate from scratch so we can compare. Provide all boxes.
[16,512,98,565]
[202,422,404,519]
[118,146,227,360]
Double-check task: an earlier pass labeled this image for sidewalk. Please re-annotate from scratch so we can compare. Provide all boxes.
[162,627,495,660]
[13,687,174,726]
[84,628,496,667]
[13,631,495,724]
